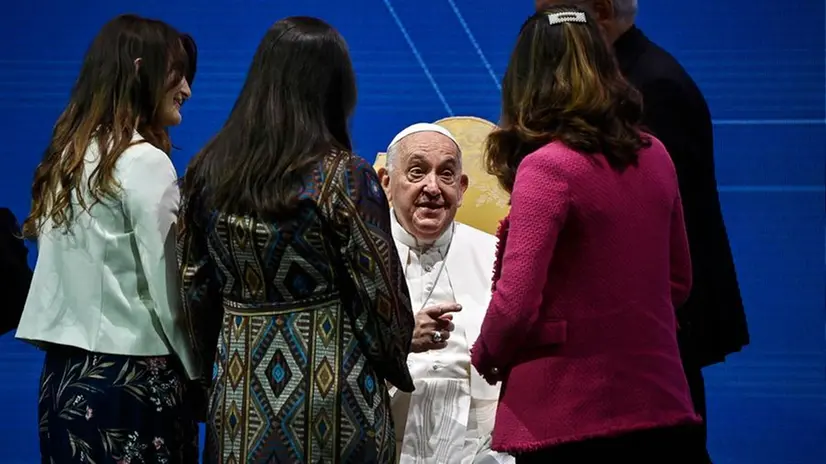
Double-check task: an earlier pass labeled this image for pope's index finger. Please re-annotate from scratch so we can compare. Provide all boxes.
[425,303,462,318]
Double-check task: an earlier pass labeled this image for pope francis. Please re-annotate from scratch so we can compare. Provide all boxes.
[377,123,513,464]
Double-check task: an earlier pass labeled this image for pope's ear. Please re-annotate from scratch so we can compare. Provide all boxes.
[377,166,392,202]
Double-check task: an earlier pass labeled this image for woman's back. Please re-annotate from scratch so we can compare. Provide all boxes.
[485,136,698,452]
[17,14,201,463]
[17,135,190,365]
[182,152,414,463]
[541,136,688,334]
[178,17,414,462]
[206,192,333,307]
[473,6,700,460]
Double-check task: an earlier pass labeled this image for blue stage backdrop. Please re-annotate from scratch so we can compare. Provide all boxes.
[0,1,823,463]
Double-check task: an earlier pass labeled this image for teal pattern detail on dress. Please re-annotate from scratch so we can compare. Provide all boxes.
[38,346,198,464]
[178,151,414,463]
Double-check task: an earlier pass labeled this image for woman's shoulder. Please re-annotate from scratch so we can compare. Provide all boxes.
[338,151,378,178]
[116,137,175,176]
[321,151,381,192]
[519,140,582,176]
[639,132,669,156]
[108,140,178,208]
[530,140,582,163]
[637,132,678,176]
[318,151,386,215]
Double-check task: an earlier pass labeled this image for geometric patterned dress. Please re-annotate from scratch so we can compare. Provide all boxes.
[177,152,415,463]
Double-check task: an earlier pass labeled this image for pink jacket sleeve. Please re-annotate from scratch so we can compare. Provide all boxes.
[471,149,570,378]
[670,192,692,309]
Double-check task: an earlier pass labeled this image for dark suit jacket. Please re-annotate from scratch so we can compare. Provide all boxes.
[0,208,32,335]
[615,26,749,367]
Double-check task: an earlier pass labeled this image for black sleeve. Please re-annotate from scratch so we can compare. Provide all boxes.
[0,208,33,335]
[638,78,716,193]
[638,79,748,364]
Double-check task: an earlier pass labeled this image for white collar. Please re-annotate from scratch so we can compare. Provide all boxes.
[390,208,454,252]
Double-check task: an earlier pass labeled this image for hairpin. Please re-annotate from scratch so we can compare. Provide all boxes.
[547,11,587,26]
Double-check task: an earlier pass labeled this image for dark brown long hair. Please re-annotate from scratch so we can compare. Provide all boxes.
[180,16,357,221]
[485,5,650,194]
[22,14,192,238]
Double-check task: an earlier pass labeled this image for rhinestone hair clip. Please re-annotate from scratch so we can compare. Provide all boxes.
[547,11,587,25]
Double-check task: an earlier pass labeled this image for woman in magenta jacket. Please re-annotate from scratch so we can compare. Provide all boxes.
[471,6,702,463]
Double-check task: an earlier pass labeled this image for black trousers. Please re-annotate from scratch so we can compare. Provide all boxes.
[516,425,709,464]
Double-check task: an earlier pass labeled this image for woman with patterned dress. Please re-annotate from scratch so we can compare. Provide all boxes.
[177,17,415,464]
[15,14,200,463]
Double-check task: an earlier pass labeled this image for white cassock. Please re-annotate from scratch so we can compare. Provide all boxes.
[389,210,514,464]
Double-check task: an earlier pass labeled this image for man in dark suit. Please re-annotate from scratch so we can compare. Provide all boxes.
[0,208,32,335]
[535,1,750,461]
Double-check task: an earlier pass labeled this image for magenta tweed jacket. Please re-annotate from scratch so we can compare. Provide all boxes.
[472,137,701,453]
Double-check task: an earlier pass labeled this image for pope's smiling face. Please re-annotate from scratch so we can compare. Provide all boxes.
[381,131,468,243]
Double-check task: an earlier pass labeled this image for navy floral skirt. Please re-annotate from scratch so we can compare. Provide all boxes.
[38,345,198,463]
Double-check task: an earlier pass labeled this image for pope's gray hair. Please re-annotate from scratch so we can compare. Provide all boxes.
[385,141,401,172]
